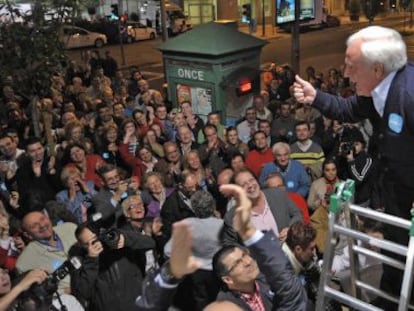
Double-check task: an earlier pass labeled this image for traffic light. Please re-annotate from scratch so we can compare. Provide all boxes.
[111,4,119,20]
[242,4,252,23]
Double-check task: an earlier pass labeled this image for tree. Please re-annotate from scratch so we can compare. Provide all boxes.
[0,0,92,99]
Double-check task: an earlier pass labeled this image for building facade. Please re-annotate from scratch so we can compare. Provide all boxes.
[100,0,404,27]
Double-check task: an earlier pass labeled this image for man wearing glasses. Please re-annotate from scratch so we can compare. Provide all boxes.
[213,245,273,310]
[121,195,160,273]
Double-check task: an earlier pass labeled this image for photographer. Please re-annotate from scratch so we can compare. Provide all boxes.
[1,265,84,311]
[340,131,376,206]
[0,269,47,311]
[70,218,155,311]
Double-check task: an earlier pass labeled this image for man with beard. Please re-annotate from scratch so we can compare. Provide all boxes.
[245,131,274,178]
[222,169,302,245]
[16,211,77,293]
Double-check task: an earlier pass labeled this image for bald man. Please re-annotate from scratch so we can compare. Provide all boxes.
[16,211,77,293]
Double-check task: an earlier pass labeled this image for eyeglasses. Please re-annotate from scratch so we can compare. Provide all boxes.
[226,250,250,274]
[127,202,143,211]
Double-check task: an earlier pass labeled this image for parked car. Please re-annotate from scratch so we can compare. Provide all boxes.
[61,26,107,49]
[126,22,157,43]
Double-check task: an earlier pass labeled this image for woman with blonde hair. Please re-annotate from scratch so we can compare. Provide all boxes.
[56,164,97,223]
[183,150,210,189]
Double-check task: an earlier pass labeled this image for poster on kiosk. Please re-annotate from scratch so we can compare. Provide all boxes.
[176,84,213,122]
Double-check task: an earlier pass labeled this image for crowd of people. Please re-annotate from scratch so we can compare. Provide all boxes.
[0,24,411,310]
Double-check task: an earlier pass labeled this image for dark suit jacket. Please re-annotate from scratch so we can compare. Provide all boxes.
[135,231,308,311]
[160,190,195,244]
[312,63,414,190]
[222,188,303,245]
[91,188,123,222]
[153,159,181,188]
[216,275,273,311]
[249,231,308,310]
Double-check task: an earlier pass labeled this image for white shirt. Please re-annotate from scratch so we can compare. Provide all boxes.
[371,71,397,117]
[237,120,258,143]
[251,197,279,237]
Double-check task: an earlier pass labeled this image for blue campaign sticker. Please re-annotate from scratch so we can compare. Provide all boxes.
[52,259,63,271]
[287,181,295,189]
[388,113,403,133]
[0,183,6,191]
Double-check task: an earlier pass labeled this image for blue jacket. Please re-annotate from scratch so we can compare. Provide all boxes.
[259,159,310,197]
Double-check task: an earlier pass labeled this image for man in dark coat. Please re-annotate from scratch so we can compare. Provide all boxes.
[293,25,414,308]
[135,184,308,311]
[70,222,155,311]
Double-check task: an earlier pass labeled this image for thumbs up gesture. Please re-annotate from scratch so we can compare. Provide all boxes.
[293,75,317,104]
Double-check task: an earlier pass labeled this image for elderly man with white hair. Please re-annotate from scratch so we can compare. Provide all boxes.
[293,25,414,308]
[259,142,310,198]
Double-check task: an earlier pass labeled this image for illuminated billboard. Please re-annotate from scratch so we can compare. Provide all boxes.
[276,0,315,25]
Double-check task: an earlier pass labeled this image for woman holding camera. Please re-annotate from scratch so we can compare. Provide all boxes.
[309,159,347,256]
[307,158,341,212]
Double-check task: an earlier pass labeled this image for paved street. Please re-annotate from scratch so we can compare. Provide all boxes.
[67,14,414,91]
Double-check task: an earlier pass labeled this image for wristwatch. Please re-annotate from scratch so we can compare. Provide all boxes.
[160,261,182,285]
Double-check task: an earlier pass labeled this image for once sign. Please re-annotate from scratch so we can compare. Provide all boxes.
[177,68,205,81]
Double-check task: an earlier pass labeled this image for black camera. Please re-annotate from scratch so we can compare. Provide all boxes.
[35,257,82,296]
[340,141,354,156]
[17,257,82,311]
[89,212,121,249]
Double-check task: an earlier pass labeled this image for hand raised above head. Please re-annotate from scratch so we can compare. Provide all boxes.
[170,220,202,279]
[219,184,256,241]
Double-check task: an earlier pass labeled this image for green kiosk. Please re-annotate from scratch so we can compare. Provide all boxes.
[157,21,267,125]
